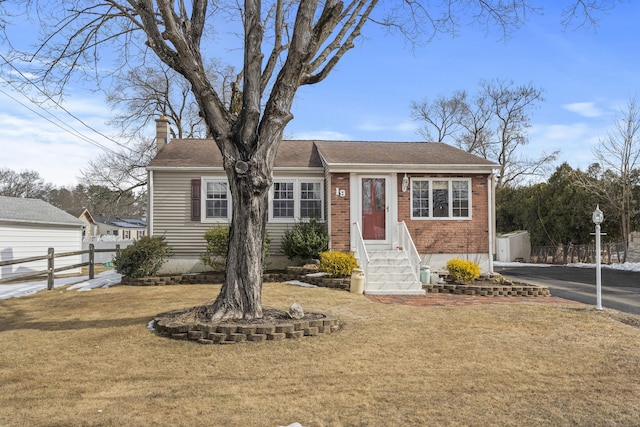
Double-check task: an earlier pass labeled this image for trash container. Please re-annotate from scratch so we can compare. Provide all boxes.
[420,265,430,284]
[350,268,365,294]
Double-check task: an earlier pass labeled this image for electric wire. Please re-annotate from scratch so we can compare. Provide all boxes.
[0,53,135,157]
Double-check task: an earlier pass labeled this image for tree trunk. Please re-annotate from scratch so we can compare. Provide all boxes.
[205,139,273,320]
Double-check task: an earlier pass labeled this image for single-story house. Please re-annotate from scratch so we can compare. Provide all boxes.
[0,196,84,280]
[93,216,147,240]
[146,118,499,295]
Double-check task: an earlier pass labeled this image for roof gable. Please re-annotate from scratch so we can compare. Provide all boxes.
[0,196,84,226]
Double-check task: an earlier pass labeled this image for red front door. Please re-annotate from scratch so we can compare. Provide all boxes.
[362,178,386,240]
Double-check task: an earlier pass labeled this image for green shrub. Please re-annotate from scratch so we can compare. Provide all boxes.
[200,226,230,271]
[114,236,172,278]
[281,219,329,263]
[200,225,271,271]
[318,251,359,278]
[446,258,481,284]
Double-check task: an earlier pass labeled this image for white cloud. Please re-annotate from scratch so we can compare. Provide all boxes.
[0,89,121,187]
[289,130,353,140]
[529,122,602,171]
[357,119,419,133]
[562,102,604,118]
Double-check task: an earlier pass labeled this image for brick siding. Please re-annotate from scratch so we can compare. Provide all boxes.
[330,173,351,252]
[397,173,490,254]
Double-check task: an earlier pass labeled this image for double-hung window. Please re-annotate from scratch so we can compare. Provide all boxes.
[203,179,231,221]
[272,181,295,219]
[196,177,322,222]
[271,179,324,221]
[411,178,471,219]
[300,182,323,219]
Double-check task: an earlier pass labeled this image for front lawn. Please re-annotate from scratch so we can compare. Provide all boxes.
[0,282,638,426]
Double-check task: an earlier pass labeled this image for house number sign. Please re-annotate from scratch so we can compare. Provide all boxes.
[335,188,346,198]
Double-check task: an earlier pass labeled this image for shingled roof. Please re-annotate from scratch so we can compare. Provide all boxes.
[0,196,84,227]
[313,141,496,167]
[147,139,496,171]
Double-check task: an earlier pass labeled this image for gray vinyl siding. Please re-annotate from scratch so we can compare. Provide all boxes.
[151,170,213,257]
[151,170,325,259]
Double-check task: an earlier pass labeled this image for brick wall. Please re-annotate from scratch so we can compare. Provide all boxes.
[327,172,492,256]
[330,173,351,252]
[397,173,490,255]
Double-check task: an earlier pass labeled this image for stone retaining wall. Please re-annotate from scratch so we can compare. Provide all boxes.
[121,269,548,297]
[424,282,550,297]
[153,314,341,345]
[121,268,350,290]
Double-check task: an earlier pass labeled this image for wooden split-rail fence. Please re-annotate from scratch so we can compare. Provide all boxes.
[0,244,121,289]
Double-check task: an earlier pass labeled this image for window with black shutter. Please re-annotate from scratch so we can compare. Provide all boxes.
[191,179,201,221]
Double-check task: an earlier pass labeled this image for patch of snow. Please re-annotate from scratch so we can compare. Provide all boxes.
[567,262,640,271]
[305,272,329,277]
[495,261,640,272]
[286,280,318,288]
[0,270,122,300]
[66,270,122,291]
[494,261,552,268]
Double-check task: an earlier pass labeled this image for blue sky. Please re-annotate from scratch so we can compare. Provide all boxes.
[1,2,639,187]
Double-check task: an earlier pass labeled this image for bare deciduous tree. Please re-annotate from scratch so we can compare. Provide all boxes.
[411,91,468,142]
[412,78,557,187]
[3,1,615,319]
[591,96,640,243]
[82,58,238,213]
[0,168,53,199]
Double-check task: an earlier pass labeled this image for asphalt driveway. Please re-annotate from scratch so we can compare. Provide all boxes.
[495,264,640,315]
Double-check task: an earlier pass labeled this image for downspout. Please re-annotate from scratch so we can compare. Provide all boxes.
[487,172,495,273]
[148,170,154,236]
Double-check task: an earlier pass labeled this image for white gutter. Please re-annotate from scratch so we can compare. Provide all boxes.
[322,164,497,174]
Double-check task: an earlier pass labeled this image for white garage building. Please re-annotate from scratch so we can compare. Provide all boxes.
[0,196,84,280]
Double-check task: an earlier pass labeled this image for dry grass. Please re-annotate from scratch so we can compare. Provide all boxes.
[0,283,639,427]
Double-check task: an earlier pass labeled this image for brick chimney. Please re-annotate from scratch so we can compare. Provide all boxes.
[155,116,170,152]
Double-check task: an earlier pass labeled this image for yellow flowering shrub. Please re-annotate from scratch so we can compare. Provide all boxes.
[318,251,359,278]
[446,258,481,284]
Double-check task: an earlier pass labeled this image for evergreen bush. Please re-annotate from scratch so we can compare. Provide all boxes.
[200,225,271,271]
[200,226,230,271]
[114,236,172,278]
[281,219,329,263]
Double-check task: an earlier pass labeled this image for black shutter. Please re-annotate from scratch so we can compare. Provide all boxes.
[191,179,201,221]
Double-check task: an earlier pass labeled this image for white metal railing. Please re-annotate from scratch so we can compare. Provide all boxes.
[397,221,420,283]
[351,221,370,283]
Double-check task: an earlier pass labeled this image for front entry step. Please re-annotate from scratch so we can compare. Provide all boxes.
[362,250,425,295]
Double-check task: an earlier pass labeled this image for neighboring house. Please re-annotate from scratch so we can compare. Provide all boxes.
[66,208,98,241]
[146,118,499,295]
[77,209,97,241]
[93,216,147,240]
[0,196,84,280]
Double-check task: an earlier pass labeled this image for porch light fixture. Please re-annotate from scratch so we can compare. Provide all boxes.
[402,173,409,192]
[592,205,604,311]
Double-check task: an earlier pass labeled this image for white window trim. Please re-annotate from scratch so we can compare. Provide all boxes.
[201,177,232,223]
[269,178,325,222]
[410,177,472,220]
